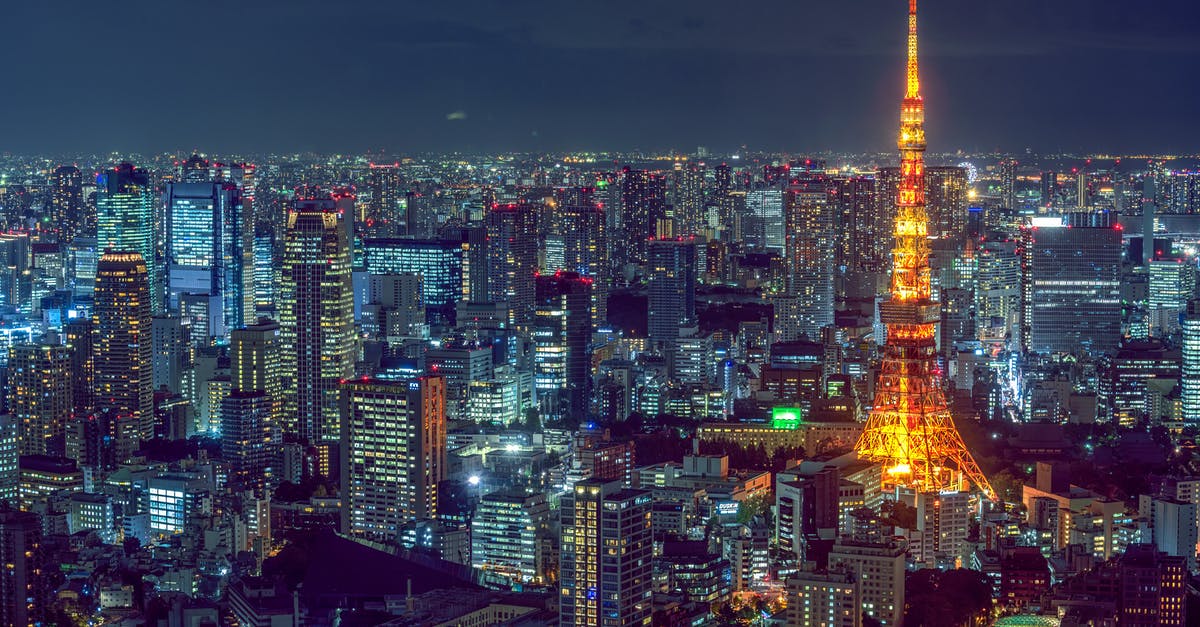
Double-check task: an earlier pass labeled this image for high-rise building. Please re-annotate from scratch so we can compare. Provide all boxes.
[555,205,608,323]
[8,344,72,457]
[621,170,667,267]
[341,376,446,541]
[96,163,160,313]
[1117,545,1186,626]
[50,165,84,243]
[363,238,463,327]
[670,163,705,236]
[280,199,355,444]
[559,479,652,627]
[0,510,47,627]
[94,252,154,461]
[646,238,697,345]
[151,316,188,395]
[1148,258,1196,335]
[164,181,248,335]
[1183,300,1200,424]
[833,175,879,272]
[222,320,282,494]
[785,183,835,339]
[827,535,906,627]
[533,271,592,420]
[785,567,859,627]
[64,319,95,413]
[471,489,552,586]
[1040,171,1058,208]
[426,340,492,421]
[853,0,994,499]
[485,203,539,325]
[925,166,968,240]
[1020,213,1122,355]
[745,189,784,253]
[365,163,403,226]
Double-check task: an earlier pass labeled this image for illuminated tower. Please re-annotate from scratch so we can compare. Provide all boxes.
[854,0,994,499]
[93,252,154,461]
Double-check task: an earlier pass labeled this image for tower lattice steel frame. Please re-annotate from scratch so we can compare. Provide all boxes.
[854,0,996,500]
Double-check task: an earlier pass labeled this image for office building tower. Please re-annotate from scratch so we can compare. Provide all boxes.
[441,224,489,302]
[222,320,282,494]
[974,240,1020,342]
[96,163,160,313]
[1020,213,1122,354]
[0,510,47,627]
[1076,170,1089,208]
[485,203,539,325]
[999,158,1017,209]
[1040,171,1058,207]
[253,227,276,314]
[0,415,17,502]
[555,205,608,323]
[363,238,463,327]
[785,184,835,339]
[362,274,424,340]
[94,252,154,461]
[621,169,667,267]
[745,189,784,253]
[0,234,31,313]
[50,165,84,243]
[151,316,188,395]
[911,490,970,566]
[833,175,879,272]
[533,271,592,420]
[925,166,968,240]
[341,376,446,541]
[1184,300,1200,424]
[1148,498,1198,572]
[559,479,652,627]
[164,181,248,335]
[471,489,552,585]
[1148,258,1196,335]
[670,163,705,235]
[280,198,355,443]
[365,163,403,226]
[8,344,72,457]
[646,238,697,345]
[64,319,95,412]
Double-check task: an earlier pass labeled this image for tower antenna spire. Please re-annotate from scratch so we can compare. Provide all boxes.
[854,0,996,501]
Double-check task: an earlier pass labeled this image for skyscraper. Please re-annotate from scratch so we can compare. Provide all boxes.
[164,180,248,336]
[670,162,705,236]
[925,166,968,240]
[50,165,84,243]
[0,510,47,627]
[621,169,668,267]
[646,238,697,345]
[93,252,154,463]
[363,238,464,327]
[485,203,539,325]
[471,489,552,585]
[559,479,652,627]
[8,344,72,457]
[533,271,593,420]
[1182,300,1200,424]
[280,198,355,444]
[785,183,835,339]
[341,376,446,541]
[222,320,282,494]
[96,163,160,313]
[555,205,608,323]
[854,0,994,499]
[1020,213,1122,354]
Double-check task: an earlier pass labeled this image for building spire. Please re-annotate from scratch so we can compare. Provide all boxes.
[906,0,920,99]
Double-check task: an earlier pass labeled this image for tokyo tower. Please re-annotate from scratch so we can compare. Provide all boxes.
[854,0,996,500]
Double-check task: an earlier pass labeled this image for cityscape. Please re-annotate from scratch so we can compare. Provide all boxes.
[1,1,1199,627]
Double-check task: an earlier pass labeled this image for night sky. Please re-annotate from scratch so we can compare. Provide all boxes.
[5,0,1200,155]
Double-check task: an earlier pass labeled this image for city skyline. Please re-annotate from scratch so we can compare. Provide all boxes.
[2,1,1200,154]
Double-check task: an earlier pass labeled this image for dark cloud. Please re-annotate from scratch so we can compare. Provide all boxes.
[0,0,1196,154]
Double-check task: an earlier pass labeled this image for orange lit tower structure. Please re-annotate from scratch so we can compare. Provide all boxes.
[854,0,995,500]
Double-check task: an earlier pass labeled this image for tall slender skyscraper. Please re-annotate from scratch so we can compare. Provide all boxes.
[621,169,668,266]
[341,376,446,540]
[854,0,994,499]
[96,164,160,314]
[222,320,282,494]
[533,271,593,420]
[50,165,84,243]
[1183,300,1200,424]
[785,182,835,339]
[646,238,697,344]
[280,198,355,444]
[559,479,653,626]
[93,252,154,461]
[485,203,539,326]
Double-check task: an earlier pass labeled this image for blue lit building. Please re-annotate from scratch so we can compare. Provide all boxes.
[97,163,160,313]
[363,238,463,327]
[165,181,248,338]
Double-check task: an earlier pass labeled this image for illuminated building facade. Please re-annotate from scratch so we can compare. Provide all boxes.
[341,377,446,541]
[559,479,652,627]
[853,0,994,499]
[93,252,154,461]
[8,344,72,457]
[1184,300,1200,424]
[363,238,463,327]
[533,271,592,420]
[50,165,84,243]
[280,199,355,444]
[471,489,551,585]
[96,163,160,313]
[222,320,282,494]
[784,182,835,339]
[646,238,697,344]
[485,203,539,326]
[165,180,248,336]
